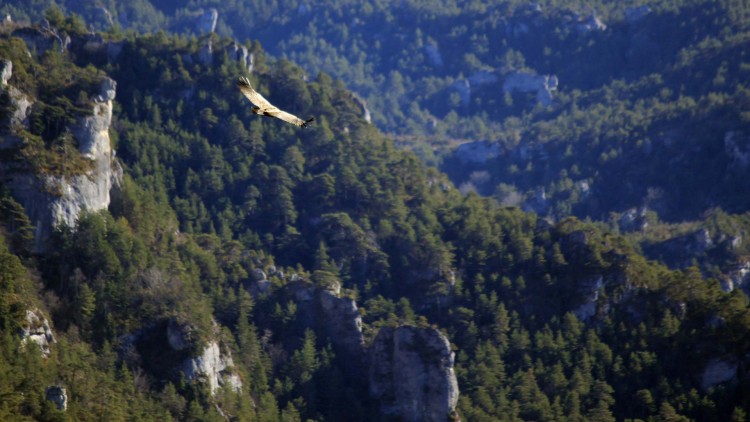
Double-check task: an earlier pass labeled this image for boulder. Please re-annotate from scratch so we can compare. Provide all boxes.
[369,326,459,422]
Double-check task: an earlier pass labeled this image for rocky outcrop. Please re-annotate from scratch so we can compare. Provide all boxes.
[721,260,750,293]
[424,43,443,68]
[0,58,11,85]
[45,386,68,411]
[701,358,737,391]
[182,340,243,395]
[450,79,471,108]
[198,39,213,66]
[224,42,254,73]
[12,27,70,56]
[573,275,604,321]
[725,131,750,170]
[619,207,650,232]
[447,71,499,109]
[21,309,56,357]
[1,61,121,252]
[319,287,364,357]
[502,71,558,106]
[453,141,500,164]
[350,93,372,124]
[285,281,365,360]
[369,326,459,422]
[163,319,243,395]
[468,70,498,86]
[576,12,606,33]
[196,8,218,34]
[0,60,32,130]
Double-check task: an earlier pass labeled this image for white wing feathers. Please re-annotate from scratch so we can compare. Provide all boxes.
[237,76,314,128]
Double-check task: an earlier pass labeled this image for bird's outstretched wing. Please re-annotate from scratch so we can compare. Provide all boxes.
[237,76,314,128]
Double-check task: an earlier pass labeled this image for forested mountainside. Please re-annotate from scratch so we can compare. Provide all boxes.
[0,3,749,422]
[3,0,750,281]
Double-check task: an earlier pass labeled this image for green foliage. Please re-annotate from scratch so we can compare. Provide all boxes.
[0,4,749,421]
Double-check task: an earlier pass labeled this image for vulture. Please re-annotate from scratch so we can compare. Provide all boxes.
[237,76,315,128]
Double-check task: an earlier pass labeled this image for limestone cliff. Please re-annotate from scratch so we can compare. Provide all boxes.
[369,326,459,422]
[284,280,365,361]
[20,308,56,357]
[0,59,121,253]
[181,340,243,395]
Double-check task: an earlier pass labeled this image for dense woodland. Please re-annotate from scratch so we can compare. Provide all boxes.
[0,1,750,421]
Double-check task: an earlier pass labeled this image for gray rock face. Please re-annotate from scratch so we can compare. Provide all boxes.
[97,6,115,27]
[369,326,459,422]
[468,70,498,86]
[575,12,607,33]
[0,59,11,85]
[453,141,500,164]
[725,131,750,169]
[167,319,193,351]
[107,41,124,62]
[721,260,750,293]
[182,340,242,395]
[350,93,372,123]
[701,358,737,390]
[12,27,69,56]
[573,275,604,321]
[21,309,56,357]
[45,386,68,411]
[198,40,213,66]
[424,43,443,68]
[0,60,32,131]
[450,79,471,107]
[196,8,218,34]
[286,281,365,359]
[170,319,242,395]
[225,42,254,73]
[1,67,120,252]
[502,71,558,106]
[619,207,650,232]
[319,288,364,357]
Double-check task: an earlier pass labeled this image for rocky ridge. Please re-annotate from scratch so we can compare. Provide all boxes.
[0,55,121,252]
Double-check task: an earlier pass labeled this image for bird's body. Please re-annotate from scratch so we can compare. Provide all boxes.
[237,76,314,128]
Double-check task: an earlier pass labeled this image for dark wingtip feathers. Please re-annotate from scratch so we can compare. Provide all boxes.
[237,76,251,87]
[302,117,315,128]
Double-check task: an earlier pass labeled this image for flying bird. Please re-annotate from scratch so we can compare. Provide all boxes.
[237,76,315,128]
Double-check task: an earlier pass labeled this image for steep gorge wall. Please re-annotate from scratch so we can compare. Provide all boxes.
[0,59,121,252]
